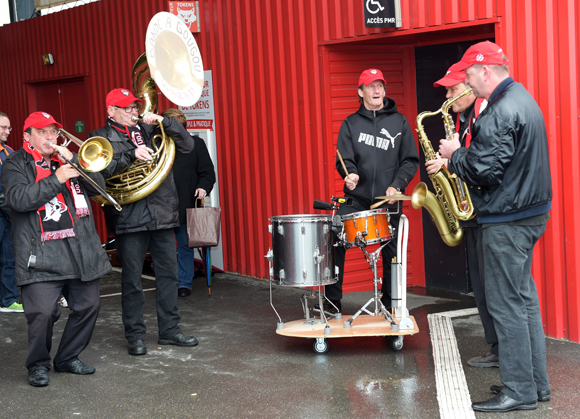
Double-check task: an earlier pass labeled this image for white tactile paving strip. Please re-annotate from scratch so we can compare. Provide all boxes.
[428,308,479,419]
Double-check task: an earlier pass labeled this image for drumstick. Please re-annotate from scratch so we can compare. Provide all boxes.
[370,194,411,210]
[337,150,349,176]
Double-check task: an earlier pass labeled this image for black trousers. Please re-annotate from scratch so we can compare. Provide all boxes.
[116,229,182,342]
[325,199,399,304]
[465,224,498,355]
[22,278,100,372]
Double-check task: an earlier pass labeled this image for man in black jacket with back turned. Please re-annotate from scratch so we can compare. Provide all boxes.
[89,88,197,356]
[325,69,419,313]
[440,41,552,412]
[161,108,215,298]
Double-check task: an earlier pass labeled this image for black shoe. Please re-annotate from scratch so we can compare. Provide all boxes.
[490,385,551,402]
[158,333,198,347]
[178,288,191,297]
[467,352,499,368]
[128,339,147,356]
[28,370,49,387]
[472,393,538,412]
[54,359,95,375]
[314,300,341,314]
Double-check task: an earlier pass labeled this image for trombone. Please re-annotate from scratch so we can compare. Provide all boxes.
[52,129,122,211]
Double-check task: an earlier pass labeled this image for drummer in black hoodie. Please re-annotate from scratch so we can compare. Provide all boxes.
[324,69,419,313]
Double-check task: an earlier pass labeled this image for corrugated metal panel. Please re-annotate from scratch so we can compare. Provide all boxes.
[0,0,579,343]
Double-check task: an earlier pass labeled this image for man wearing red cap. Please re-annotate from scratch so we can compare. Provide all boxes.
[439,41,552,412]
[1,111,112,387]
[89,88,196,356]
[0,112,22,314]
[426,64,498,370]
[324,68,419,313]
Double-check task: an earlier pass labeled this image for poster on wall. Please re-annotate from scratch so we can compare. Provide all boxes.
[168,1,201,33]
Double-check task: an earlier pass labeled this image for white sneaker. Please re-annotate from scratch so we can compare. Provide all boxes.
[58,296,68,308]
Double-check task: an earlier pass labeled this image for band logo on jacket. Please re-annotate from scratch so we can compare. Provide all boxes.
[358,128,402,151]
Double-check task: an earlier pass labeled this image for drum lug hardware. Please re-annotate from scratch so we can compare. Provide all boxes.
[278,224,284,235]
[301,225,305,234]
[279,269,285,279]
[323,224,329,234]
[268,224,272,234]
[303,269,307,279]
[373,215,377,224]
[353,219,358,229]
[324,267,331,278]
[313,246,324,264]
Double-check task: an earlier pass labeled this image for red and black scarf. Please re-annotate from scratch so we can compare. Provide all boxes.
[23,141,90,242]
[109,118,145,147]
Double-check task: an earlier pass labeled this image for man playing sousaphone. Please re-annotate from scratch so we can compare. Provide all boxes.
[324,69,419,313]
[89,88,196,356]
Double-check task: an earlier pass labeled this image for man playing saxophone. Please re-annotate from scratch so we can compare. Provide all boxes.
[89,88,197,356]
[425,64,498,370]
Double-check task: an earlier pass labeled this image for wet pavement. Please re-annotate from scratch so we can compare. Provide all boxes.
[1,270,580,419]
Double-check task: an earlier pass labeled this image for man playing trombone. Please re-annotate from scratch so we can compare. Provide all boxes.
[89,88,196,356]
[1,111,112,387]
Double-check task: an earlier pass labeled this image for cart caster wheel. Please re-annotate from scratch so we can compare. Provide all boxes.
[391,335,404,352]
[313,338,329,354]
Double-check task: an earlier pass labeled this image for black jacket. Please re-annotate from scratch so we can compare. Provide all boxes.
[173,135,216,224]
[449,80,552,222]
[337,98,419,207]
[1,150,112,286]
[89,117,194,235]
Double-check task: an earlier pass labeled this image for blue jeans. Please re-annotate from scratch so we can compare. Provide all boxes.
[174,223,195,290]
[0,214,17,307]
[482,222,550,402]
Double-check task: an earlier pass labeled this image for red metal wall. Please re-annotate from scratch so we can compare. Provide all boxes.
[0,0,579,342]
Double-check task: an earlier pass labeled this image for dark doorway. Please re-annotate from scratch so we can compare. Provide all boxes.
[414,38,491,293]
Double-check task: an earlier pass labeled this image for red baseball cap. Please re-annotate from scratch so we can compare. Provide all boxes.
[359,69,386,86]
[455,41,509,71]
[23,111,63,134]
[433,62,466,87]
[106,88,143,108]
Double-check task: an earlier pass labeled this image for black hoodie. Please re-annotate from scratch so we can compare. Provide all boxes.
[336,98,419,207]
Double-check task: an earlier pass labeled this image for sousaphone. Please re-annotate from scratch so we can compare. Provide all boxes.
[94,12,204,206]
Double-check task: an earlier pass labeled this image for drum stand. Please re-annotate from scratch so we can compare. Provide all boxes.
[343,214,413,330]
[266,249,338,335]
[343,239,395,328]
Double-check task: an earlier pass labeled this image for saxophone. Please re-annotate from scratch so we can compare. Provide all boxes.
[411,88,475,247]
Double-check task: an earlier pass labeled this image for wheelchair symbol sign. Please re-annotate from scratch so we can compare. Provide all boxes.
[366,0,385,14]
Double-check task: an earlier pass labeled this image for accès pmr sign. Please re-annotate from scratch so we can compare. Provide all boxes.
[363,0,402,28]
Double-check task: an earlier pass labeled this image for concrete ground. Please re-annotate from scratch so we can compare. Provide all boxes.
[1,269,580,419]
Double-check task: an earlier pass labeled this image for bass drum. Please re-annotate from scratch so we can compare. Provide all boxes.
[268,215,337,287]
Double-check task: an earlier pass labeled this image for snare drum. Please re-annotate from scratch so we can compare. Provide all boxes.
[268,215,337,287]
[341,209,391,245]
